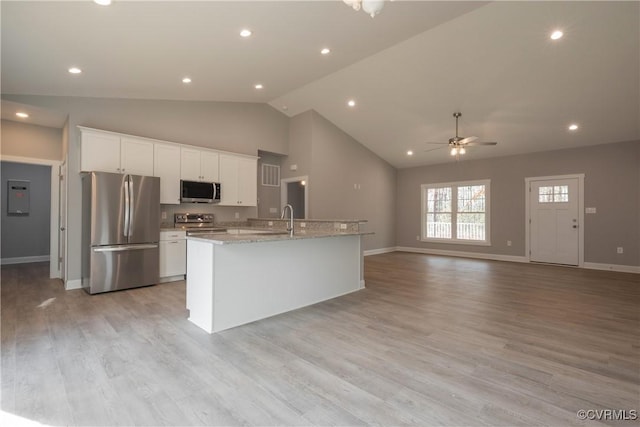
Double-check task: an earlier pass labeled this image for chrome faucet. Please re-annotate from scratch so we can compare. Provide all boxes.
[281,204,294,237]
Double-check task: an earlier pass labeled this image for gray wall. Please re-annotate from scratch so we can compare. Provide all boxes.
[2,95,290,283]
[283,110,397,251]
[1,119,63,161]
[1,161,51,259]
[396,140,640,267]
[257,151,284,218]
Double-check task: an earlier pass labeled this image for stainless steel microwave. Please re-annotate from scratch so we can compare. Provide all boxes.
[180,180,220,203]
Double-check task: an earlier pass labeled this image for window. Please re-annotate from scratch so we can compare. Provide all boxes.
[538,185,568,203]
[421,179,490,245]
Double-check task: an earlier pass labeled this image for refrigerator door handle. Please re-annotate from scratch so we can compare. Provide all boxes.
[123,175,130,237]
[93,244,158,252]
[128,177,135,237]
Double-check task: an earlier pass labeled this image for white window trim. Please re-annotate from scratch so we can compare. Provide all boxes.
[420,179,491,246]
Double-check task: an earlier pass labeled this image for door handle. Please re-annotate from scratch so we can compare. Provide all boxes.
[572,225,578,228]
[60,227,65,231]
[94,244,158,252]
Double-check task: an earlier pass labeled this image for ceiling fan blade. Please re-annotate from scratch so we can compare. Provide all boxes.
[424,141,448,145]
[423,147,444,153]
[466,141,498,146]
[458,136,478,144]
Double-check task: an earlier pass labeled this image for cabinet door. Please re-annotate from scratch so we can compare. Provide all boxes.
[80,132,121,173]
[218,154,239,205]
[200,150,220,182]
[180,147,202,181]
[121,137,154,176]
[154,143,181,204]
[159,239,186,277]
[237,157,257,206]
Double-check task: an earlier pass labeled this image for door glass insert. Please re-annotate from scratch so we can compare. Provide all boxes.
[539,185,568,203]
[553,185,569,202]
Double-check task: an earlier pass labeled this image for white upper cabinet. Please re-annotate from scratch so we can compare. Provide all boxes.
[200,150,220,182]
[237,157,258,205]
[80,131,121,173]
[154,143,181,204]
[180,147,219,182]
[80,129,153,176]
[79,127,256,207]
[219,154,257,206]
[120,137,154,176]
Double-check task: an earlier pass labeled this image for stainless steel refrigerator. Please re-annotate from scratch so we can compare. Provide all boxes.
[82,172,160,294]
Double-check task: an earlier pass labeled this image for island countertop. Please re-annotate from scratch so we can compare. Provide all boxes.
[186,229,372,245]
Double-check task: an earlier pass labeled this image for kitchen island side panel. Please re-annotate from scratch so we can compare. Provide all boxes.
[186,239,215,333]
[186,234,363,334]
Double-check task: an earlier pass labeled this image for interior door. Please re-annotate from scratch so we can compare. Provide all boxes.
[530,178,579,265]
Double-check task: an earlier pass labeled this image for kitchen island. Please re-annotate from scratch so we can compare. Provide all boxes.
[186,228,368,334]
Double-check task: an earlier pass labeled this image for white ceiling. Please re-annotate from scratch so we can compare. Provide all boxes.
[2,1,638,168]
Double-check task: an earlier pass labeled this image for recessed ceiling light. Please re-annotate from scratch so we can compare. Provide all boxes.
[406,150,413,156]
[16,112,29,118]
[347,99,356,107]
[550,30,563,40]
[182,77,192,84]
[94,0,112,5]
[320,48,331,55]
[254,84,263,90]
[568,123,579,131]
[240,29,252,38]
[68,67,82,74]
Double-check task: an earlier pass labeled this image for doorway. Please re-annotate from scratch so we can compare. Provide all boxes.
[281,176,308,219]
[526,174,584,266]
[0,156,61,278]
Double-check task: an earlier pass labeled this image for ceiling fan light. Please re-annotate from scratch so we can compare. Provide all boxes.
[450,147,458,156]
[459,147,466,155]
[362,0,384,17]
[343,0,361,11]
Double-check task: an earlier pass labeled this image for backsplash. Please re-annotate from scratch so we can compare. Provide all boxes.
[160,203,258,225]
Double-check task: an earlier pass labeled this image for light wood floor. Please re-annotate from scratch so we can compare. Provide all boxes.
[1,254,638,426]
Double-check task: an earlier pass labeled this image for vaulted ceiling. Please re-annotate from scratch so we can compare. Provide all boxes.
[2,1,638,168]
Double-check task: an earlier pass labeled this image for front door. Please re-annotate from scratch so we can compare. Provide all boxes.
[529,177,579,265]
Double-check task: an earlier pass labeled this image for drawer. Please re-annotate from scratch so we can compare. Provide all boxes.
[160,230,186,241]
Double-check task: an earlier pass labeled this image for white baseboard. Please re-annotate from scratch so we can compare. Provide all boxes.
[360,279,366,289]
[583,262,640,274]
[159,275,185,283]
[395,246,529,263]
[388,247,639,274]
[0,255,50,265]
[364,247,396,256]
[65,279,83,290]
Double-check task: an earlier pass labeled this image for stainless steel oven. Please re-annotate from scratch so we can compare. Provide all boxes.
[174,213,227,236]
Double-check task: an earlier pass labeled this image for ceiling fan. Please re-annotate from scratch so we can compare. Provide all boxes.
[425,112,497,157]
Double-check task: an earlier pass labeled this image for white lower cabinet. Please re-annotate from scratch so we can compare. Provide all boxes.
[159,230,186,281]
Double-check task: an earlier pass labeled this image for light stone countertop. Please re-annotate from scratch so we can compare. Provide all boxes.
[248,218,367,223]
[186,229,372,245]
